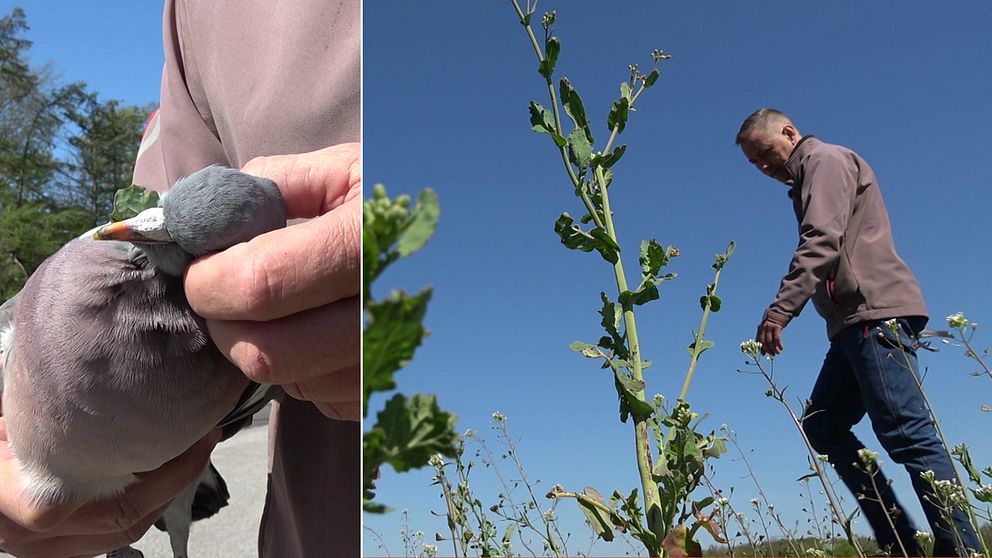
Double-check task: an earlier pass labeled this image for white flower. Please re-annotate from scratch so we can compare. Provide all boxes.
[947,312,969,329]
[817,454,830,462]
[491,411,506,422]
[915,530,933,544]
[718,497,729,506]
[805,548,826,557]
[740,339,762,357]
[428,454,445,468]
[424,543,438,557]
[975,484,992,502]
[750,498,760,506]
[883,318,900,333]
[857,448,879,466]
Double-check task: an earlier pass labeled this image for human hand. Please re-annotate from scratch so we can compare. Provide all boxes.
[756,319,784,356]
[183,143,361,422]
[0,418,219,558]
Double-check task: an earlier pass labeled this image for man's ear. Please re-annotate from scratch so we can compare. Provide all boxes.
[782,124,800,143]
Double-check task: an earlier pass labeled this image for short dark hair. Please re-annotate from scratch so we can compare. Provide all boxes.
[736,108,796,145]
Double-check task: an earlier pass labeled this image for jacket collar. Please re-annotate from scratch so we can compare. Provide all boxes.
[785,135,818,185]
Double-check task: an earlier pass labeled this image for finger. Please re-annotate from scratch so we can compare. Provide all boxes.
[207,296,359,385]
[310,400,361,422]
[240,144,362,218]
[55,430,219,536]
[0,466,82,536]
[14,503,167,558]
[185,196,360,321]
[282,364,360,421]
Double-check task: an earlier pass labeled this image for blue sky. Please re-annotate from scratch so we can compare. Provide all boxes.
[364,1,992,556]
[5,2,163,108]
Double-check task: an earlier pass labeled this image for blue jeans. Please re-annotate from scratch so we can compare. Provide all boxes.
[802,318,980,557]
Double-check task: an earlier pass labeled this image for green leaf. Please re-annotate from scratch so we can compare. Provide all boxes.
[362,185,439,296]
[362,393,458,513]
[570,340,603,359]
[553,213,619,263]
[363,288,433,410]
[662,524,702,558]
[598,292,627,359]
[567,128,593,170]
[501,523,518,548]
[528,101,566,146]
[699,294,722,312]
[538,36,560,79]
[703,435,727,458]
[578,488,615,542]
[559,77,593,143]
[619,284,659,307]
[712,241,736,271]
[952,443,983,485]
[569,340,597,352]
[110,185,159,222]
[610,365,645,394]
[365,393,458,474]
[607,97,630,134]
[396,189,440,257]
[616,375,653,423]
[591,144,626,169]
[686,339,715,356]
[643,69,660,88]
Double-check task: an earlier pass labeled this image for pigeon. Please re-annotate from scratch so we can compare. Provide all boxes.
[0,165,286,557]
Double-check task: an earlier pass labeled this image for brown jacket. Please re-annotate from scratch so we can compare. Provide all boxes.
[764,137,928,339]
[133,0,360,556]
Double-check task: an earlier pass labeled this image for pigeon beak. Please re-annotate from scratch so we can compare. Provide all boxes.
[93,207,174,244]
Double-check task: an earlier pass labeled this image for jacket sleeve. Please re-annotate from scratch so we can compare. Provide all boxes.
[132,0,230,193]
[764,149,858,327]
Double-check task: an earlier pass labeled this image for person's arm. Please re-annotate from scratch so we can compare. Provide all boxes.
[183,144,361,421]
[758,149,859,354]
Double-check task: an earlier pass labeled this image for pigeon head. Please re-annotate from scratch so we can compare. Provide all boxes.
[94,165,286,275]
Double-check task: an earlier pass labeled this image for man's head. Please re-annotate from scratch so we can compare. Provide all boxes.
[736,108,802,184]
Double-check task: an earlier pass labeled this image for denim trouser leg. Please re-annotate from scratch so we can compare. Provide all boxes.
[802,319,980,557]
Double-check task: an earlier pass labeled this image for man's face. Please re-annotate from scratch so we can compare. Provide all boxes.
[739,125,798,184]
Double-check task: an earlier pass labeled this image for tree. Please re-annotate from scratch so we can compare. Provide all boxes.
[0,7,152,301]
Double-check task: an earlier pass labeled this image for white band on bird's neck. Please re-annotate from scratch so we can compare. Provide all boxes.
[126,208,173,242]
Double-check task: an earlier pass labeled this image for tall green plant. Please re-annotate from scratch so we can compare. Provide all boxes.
[363,184,459,513]
[511,3,731,555]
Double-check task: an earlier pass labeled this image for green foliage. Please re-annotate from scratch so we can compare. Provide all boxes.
[512,3,735,556]
[363,184,458,513]
[110,185,160,222]
[0,8,151,302]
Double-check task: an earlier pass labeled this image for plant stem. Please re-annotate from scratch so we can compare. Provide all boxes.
[595,164,665,546]
[680,264,726,401]
[864,465,909,558]
[510,0,604,231]
[893,347,989,555]
[750,358,866,558]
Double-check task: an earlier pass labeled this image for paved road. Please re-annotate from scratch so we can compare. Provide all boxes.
[1,411,270,558]
[130,420,269,558]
